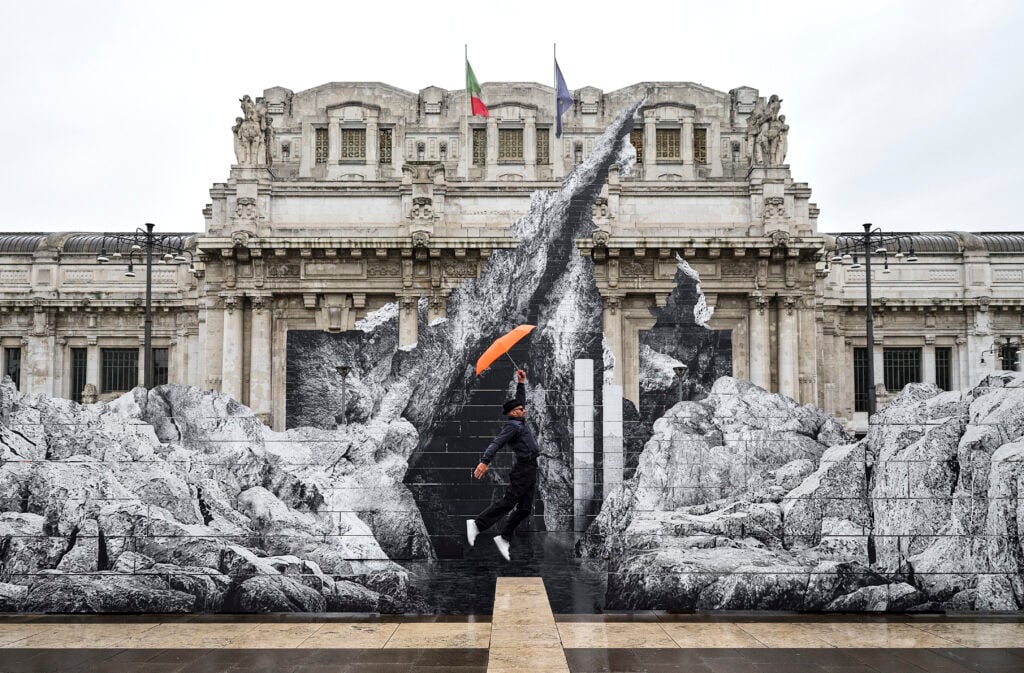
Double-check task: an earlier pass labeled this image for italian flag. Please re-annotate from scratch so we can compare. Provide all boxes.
[466,59,489,117]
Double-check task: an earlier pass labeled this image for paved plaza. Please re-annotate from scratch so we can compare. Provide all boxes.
[2,578,1022,672]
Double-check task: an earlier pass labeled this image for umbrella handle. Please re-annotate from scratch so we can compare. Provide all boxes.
[504,351,519,371]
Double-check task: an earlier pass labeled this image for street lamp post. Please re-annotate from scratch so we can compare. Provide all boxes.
[829,223,917,417]
[336,365,352,427]
[97,223,196,389]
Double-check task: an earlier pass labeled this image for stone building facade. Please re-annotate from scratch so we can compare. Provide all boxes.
[0,81,1020,431]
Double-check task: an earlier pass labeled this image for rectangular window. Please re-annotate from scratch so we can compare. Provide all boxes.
[472,128,486,166]
[4,347,21,391]
[340,128,365,160]
[655,128,680,159]
[536,128,550,165]
[153,348,169,387]
[693,127,708,164]
[935,347,952,391]
[281,141,290,161]
[629,128,644,164]
[883,347,922,393]
[101,348,139,393]
[1000,343,1020,371]
[314,128,328,165]
[70,347,87,403]
[378,128,392,164]
[498,128,523,161]
[853,347,869,412]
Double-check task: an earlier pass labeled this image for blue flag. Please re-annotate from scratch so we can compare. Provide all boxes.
[555,61,572,138]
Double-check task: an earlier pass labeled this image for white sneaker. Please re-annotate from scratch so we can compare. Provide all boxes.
[494,535,511,561]
[466,519,479,547]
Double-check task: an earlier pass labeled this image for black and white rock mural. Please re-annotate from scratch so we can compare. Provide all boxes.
[4,96,1024,613]
[0,382,429,612]
[579,372,1024,611]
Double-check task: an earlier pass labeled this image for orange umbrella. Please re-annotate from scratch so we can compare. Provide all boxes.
[476,324,536,376]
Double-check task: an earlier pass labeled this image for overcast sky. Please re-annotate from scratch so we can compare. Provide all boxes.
[1,0,1021,234]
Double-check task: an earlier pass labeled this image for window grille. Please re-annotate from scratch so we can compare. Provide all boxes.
[101,348,138,393]
[153,348,169,387]
[281,141,290,161]
[472,128,486,166]
[70,348,87,403]
[378,129,392,164]
[498,129,523,160]
[340,128,365,159]
[629,128,644,163]
[655,129,680,159]
[693,127,708,164]
[314,128,328,165]
[535,128,550,165]
[883,347,921,393]
[1000,343,1020,371]
[853,347,868,412]
[935,347,952,391]
[4,347,21,390]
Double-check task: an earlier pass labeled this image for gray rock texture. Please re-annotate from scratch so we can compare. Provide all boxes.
[582,373,1024,611]
[0,380,428,612]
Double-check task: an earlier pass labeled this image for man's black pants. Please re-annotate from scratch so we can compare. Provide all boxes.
[475,459,537,540]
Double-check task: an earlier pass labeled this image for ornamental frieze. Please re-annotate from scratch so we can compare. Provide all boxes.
[367,261,401,277]
[722,260,756,276]
[620,260,654,277]
[441,260,478,277]
[266,263,300,278]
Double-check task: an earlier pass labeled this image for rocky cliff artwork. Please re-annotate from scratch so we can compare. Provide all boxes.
[580,372,1024,611]
[0,382,429,612]
[4,96,1024,614]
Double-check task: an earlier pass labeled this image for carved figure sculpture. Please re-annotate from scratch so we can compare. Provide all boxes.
[233,94,271,167]
[748,95,789,167]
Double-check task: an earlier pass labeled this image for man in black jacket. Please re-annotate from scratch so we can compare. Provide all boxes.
[467,368,539,561]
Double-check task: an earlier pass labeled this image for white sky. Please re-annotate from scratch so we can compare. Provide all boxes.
[1,0,1021,234]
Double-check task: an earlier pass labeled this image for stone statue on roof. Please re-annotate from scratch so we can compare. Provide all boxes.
[747,94,788,167]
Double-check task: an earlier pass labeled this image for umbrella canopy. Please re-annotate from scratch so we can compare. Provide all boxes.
[475,324,536,376]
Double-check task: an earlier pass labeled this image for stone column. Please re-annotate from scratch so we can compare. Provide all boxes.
[365,114,378,166]
[873,339,885,395]
[574,359,595,533]
[602,295,623,386]
[777,297,798,399]
[747,296,770,389]
[54,337,66,399]
[922,339,936,385]
[682,118,695,165]
[797,298,818,404]
[524,115,537,181]
[398,295,419,348]
[249,297,273,425]
[221,296,244,401]
[602,383,624,494]
[86,338,99,393]
[643,113,656,173]
[486,116,498,179]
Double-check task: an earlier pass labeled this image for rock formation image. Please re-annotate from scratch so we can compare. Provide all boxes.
[580,372,1024,611]
[3,98,1024,613]
[0,383,428,612]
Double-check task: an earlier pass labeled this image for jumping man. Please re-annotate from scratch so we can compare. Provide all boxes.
[466,368,539,561]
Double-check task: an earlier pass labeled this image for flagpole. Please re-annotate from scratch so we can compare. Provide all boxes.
[553,43,557,145]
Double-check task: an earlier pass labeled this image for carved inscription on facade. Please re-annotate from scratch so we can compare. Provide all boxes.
[367,261,401,277]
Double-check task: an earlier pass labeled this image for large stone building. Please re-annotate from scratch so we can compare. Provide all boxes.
[1,80,1020,430]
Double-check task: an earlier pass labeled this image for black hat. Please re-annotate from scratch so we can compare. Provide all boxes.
[502,399,524,414]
